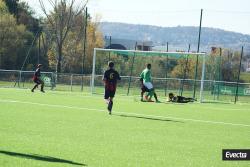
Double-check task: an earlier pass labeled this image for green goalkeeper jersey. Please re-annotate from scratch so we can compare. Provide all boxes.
[140,68,151,83]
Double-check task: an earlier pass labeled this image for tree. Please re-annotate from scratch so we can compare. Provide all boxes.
[0,0,45,71]
[0,0,33,69]
[0,0,8,13]
[171,58,198,79]
[45,12,104,73]
[3,0,18,16]
[84,21,104,74]
[39,0,88,73]
[4,0,40,34]
[209,47,242,82]
[17,2,40,34]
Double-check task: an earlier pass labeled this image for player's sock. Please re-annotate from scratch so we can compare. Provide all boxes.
[106,99,110,110]
[141,92,144,101]
[148,91,154,100]
[108,100,113,114]
[145,91,152,101]
[31,85,38,92]
[109,101,113,114]
[154,93,160,102]
[41,84,45,92]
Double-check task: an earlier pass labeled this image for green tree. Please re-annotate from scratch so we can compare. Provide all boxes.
[3,0,18,16]
[0,0,8,13]
[17,2,39,34]
[39,0,88,73]
[0,0,43,70]
[4,0,39,34]
[0,12,33,69]
[40,1,104,73]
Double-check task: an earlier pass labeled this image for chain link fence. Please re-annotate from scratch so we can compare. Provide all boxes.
[1,69,250,103]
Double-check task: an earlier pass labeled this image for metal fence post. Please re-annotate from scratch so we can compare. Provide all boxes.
[18,70,22,88]
[70,74,73,92]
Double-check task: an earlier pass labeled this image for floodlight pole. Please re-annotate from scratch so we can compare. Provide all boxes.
[91,48,96,94]
[234,46,244,104]
[127,42,137,95]
[180,44,190,96]
[38,31,41,64]
[193,9,203,99]
[17,30,39,87]
[108,36,112,61]
[217,48,222,100]
[199,53,206,103]
[81,7,88,92]
[0,51,2,68]
[164,42,169,96]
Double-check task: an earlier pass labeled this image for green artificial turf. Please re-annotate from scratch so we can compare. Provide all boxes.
[0,88,249,167]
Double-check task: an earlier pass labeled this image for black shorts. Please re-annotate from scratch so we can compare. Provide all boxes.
[104,88,116,99]
[176,96,191,103]
[34,78,43,85]
[141,85,149,92]
[176,96,184,102]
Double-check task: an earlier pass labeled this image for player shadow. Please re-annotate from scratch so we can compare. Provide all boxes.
[113,113,184,123]
[0,150,86,166]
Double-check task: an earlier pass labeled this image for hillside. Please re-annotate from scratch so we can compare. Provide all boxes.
[99,22,250,52]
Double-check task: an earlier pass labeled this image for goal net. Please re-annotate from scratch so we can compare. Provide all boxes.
[91,48,206,102]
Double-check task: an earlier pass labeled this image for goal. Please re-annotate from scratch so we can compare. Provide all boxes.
[91,48,206,102]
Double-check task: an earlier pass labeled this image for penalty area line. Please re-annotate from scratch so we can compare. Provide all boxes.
[0,99,250,128]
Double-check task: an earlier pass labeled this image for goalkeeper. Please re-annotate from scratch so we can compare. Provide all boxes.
[139,63,159,102]
[167,93,196,103]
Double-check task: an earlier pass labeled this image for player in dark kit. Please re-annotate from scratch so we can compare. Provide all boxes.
[31,64,45,93]
[167,93,196,103]
[103,61,121,115]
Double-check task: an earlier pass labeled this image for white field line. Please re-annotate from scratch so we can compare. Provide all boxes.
[0,99,106,112]
[0,99,250,128]
[0,95,246,111]
[1,88,250,110]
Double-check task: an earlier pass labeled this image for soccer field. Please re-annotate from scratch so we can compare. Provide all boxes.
[0,88,249,167]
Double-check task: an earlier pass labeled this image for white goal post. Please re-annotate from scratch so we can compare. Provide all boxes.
[91,48,206,103]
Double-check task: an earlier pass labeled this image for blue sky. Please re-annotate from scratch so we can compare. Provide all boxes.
[22,0,250,35]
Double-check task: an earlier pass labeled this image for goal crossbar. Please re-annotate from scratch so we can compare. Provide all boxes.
[93,48,205,57]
